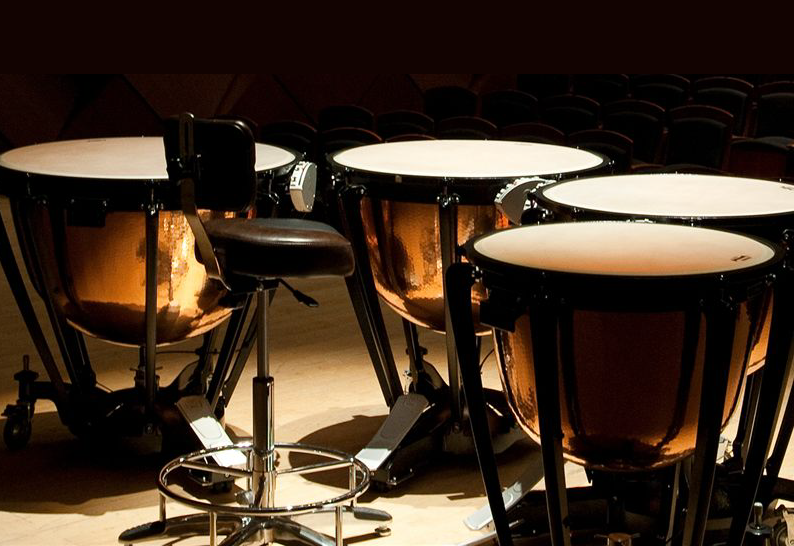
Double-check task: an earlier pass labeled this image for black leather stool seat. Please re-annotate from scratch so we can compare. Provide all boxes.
[203,218,355,282]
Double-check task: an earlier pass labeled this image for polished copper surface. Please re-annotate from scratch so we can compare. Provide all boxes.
[15,201,235,346]
[361,197,509,333]
[495,299,762,471]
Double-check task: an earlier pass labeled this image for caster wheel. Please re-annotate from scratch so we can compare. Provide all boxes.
[3,414,32,450]
[774,521,788,546]
[375,525,391,537]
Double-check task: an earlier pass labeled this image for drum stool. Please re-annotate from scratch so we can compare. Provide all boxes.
[119,114,390,546]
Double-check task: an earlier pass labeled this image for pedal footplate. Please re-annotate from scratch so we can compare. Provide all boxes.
[175,395,247,468]
[465,454,544,530]
[356,393,429,472]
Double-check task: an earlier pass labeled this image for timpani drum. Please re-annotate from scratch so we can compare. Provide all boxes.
[330,139,610,333]
[463,221,783,471]
[0,137,297,346]
[530,173,794,375]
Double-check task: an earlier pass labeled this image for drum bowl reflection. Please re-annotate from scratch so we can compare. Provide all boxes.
[361,197,509,333]
[15,201,234,346]
[495,302,761,471]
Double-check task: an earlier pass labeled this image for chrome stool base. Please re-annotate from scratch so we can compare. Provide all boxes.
[119,442,391,546]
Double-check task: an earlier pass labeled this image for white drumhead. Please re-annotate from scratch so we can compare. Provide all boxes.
[473,222,776,276]
[0,137,295,179]
[541,173,794,217]
[332,140,605,178]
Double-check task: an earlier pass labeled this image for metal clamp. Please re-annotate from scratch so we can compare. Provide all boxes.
[494,177,550,225]
[289,161,317,213]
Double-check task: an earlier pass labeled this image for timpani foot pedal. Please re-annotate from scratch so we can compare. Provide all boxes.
[465,453,545,531]
[359,388,524,490]
[356,392,429,472]
[175,395,246,488]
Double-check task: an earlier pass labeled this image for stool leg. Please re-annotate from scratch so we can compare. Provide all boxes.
[335,505,343,546]
[209,511,217,546]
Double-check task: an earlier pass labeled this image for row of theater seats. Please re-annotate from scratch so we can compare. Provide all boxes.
[244,75,794,182]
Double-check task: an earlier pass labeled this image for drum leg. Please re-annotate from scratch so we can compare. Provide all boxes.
[732,369,763,466]
[660,462,683,544]
[189,328,220,393]
[344,272,402,407]
[762,272,794,489]
[41,206,96,395]
[682,298,737,546]
[403,319,427,387]
[62,325,94,390]
[729,270,794,546]
[144,204,159,416]
[0,205,69,409]
[528,296,572,546]
[766,401,794,487]
[439,193,463,425]
[402,320,450,399]
[206,296,253,411]
[219,303,258,409]
[338,185,403,408]
[448,262,513,546]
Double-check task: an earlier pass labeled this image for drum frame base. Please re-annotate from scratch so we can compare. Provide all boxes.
[469,468,794,546]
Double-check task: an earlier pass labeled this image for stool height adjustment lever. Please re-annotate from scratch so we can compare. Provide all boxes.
[278,279,318,307]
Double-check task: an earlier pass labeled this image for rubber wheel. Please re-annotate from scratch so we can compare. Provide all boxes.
[774,521,788,546]
[3,414,32,450]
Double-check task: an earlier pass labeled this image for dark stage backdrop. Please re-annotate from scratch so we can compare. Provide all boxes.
[0,74,517,150]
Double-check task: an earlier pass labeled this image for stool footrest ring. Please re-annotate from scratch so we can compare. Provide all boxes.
[120,441,391,545]
[157,441,373,517]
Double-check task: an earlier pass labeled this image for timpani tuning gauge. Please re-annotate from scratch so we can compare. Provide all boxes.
[494,177,550,225]
[289,161,317,213]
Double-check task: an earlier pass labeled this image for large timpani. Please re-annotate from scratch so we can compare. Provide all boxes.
[531,173,794,374]
[0,137,297,346]
[464,221,782,471]
[330,139,609,333]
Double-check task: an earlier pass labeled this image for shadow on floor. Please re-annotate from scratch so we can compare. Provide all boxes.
[288,412,537,502]
[0,410,176,515]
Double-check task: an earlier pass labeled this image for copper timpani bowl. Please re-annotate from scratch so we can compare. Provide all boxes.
[331,139,610,333]
[467,222,782,470]
[360,197,509,332]
[531,173,794,375]
[0,137,297,346]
